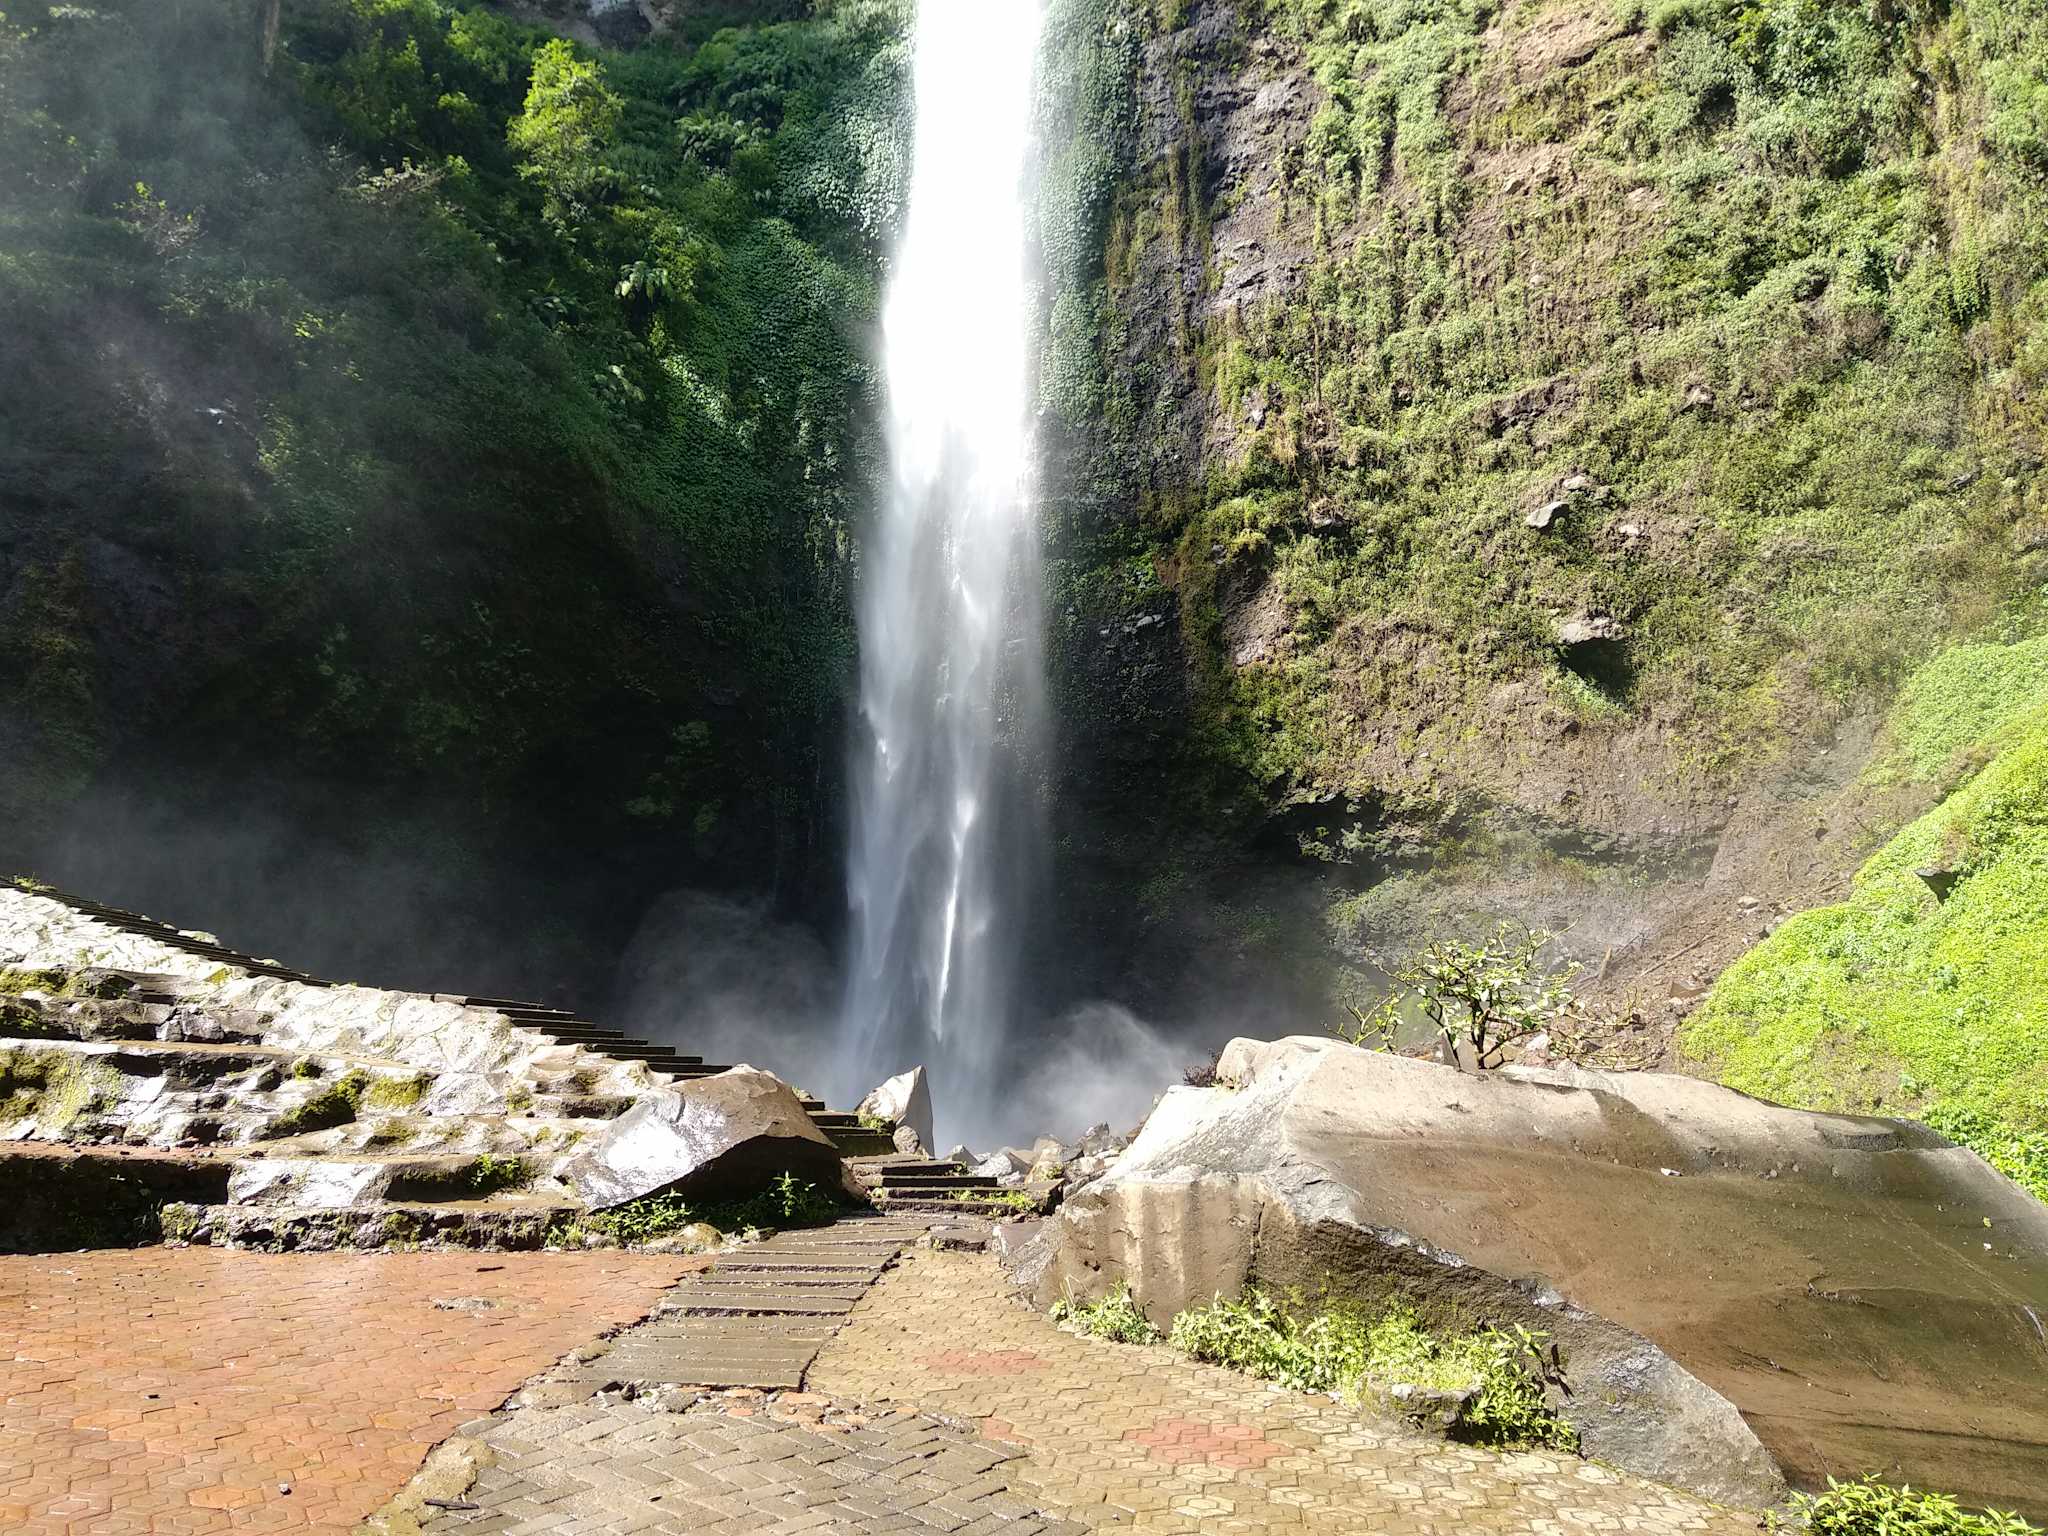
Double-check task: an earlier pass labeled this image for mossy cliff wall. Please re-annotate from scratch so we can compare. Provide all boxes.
[1032,0,2048,1029]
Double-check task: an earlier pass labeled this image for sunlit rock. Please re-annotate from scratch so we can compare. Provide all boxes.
[1025,1035,2048,1514]
[560,1066,850,1210]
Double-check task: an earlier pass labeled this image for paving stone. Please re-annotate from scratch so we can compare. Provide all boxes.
[0,1246,694,1534]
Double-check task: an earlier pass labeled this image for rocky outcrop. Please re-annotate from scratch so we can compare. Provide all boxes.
[0,884,863,1250]
[559,1068,853,1210]
[1025,1037,2048,1516]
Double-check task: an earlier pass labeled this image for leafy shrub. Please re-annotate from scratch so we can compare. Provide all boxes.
[1338,923,1577,1067]
[1052,1279,1160,1343]
[1168,1289,1578,1450]
[1787,1474,2043,1536]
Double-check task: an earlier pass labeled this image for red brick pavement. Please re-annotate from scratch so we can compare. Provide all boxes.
[0,1247,704,1536]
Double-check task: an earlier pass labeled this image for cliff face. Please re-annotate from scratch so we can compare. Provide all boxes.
[1035,0,2048,1040]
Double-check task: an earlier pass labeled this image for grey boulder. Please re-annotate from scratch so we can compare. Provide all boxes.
[560,1066,851,1210]
[1024,1036,2048,1517]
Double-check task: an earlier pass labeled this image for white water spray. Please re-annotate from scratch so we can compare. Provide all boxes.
[839,2,1046,1130]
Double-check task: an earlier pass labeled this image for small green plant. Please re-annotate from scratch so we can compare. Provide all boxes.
[857,1111,892,1133]
[1785,1475,2042,1536]
[290,1058,323,1080]
[954,1187,1037,1213]
[1052,1279,1160,1344]
[465,1153,528,1196]
[1338,923,1577,1070]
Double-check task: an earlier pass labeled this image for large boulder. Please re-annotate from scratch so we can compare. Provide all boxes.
[856,1066,933,1158]
[1026,1036,2048,1516]
[560,1066,851,1210]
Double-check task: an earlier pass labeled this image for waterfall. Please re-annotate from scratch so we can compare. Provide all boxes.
[839,1,1047,1133]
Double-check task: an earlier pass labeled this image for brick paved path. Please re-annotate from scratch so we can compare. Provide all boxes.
[805,1251,1762,1536]
[429,1396,1089,1535]
[0,1247,697,1535]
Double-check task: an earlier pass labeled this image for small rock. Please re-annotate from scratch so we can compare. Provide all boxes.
[892,1123,923,1155]
[640,1222,724,1255]
[431,1296,496,1313]
[1556,613,1623,646]
[945,1144,980,1167]
[1387,1381,1479,1432]
[1525,499,1568,530]
[1560,472,1593,494]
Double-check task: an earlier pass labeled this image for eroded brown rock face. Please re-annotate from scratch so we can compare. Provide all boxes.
[1028,1037,2048,1516]
[560,1066,853,1210]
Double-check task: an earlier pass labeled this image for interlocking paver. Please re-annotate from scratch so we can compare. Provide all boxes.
[0,1246,698,1534]
[806,1251,1762,1535]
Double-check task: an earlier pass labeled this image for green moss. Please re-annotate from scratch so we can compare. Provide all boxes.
[1686,640,2048,1199]
[364,1073,430,1110]
[0,968,67,995]
[259,1069,370,1139]
[0,1047,124,1131]
[1065,0,2048,824]
[1874,634,2048,783]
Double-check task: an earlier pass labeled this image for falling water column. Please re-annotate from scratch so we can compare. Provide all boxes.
[839,2,1048,1133]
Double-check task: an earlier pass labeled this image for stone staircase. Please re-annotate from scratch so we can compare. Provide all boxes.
[849,1154,1060,1220]
[0,877,1047,1250]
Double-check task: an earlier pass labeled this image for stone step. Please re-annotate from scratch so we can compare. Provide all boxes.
[657,1287,864,1317]
[0,1036,416,1076]
[1,1142,233,1249]
[162,1196,575,1252]
[877,1194,1044,1216]
[529,1093,635,1120]
[223,1151,548,1208]
[7,883,327,986]
[877,1171,997,1190]
[822,1129,899,1156]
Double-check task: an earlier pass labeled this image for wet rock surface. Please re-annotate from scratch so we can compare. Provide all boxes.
[1025,1036,2048,1516]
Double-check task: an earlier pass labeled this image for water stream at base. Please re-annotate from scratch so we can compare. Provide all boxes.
[837,2,1048,1134]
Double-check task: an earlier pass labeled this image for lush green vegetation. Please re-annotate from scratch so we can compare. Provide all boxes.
[1052,0,2048,821]
[1788,1474,2043,1536]
[1052,1279,1576,1450]
[1167,1288,1577,1449]
[0,0,909,933]
[1686,625,2048,1198]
